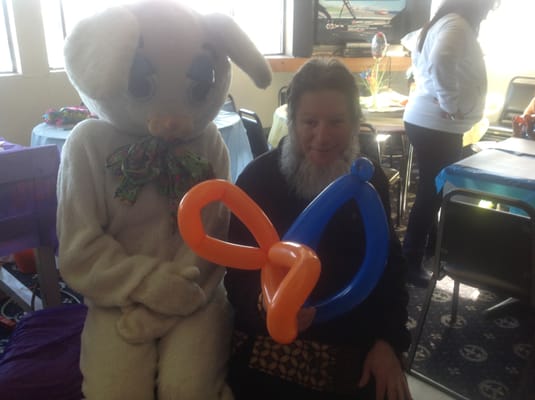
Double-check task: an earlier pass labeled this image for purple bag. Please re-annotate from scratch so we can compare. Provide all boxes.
[0,304,86,400]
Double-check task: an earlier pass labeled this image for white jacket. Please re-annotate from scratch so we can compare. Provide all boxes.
[403,13,487,134]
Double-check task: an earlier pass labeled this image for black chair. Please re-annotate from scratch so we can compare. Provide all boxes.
[278,86,288,106]
[408,189,535,371]
[359,122,403,227]
[238,108,270,158]
[0,145,62,311]
[486,76,535,140]
[223,94,237,112]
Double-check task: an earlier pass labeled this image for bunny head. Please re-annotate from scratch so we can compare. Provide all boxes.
[64,0,271,141]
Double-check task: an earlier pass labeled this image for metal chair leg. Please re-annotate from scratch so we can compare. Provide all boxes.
[483,297,519,316]
[450,280,460,324]
[402,143,413,216]
[397,179,403,227]
[407,273,439,369]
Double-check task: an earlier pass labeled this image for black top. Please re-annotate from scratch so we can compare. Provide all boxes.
[224,145,411,398]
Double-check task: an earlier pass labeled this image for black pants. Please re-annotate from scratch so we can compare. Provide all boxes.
[402,122,463,268]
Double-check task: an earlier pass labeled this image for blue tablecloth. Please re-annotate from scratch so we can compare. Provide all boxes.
[31,110,253,182]
[213,109,253,182]
[436,138,535,210]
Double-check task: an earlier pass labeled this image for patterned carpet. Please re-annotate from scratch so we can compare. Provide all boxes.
[391,151,535,400]
[0,149,534,400]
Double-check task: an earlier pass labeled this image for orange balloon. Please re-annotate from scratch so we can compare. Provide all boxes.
[178,179,279,269]
[263,242,321,344]
[178,180,322,344]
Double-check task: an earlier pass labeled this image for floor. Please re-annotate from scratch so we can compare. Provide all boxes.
[407,374,455,400]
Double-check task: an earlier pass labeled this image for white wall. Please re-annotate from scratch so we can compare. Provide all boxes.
[1,1,535,146]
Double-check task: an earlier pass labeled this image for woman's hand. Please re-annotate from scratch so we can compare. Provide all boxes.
[358,340,412,400]
[523,97,535,116]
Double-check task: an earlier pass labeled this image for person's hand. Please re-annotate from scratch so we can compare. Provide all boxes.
[433,98,463,121]
[260,293,315,332]
[440,110,464,121]
[523,97,535,117]
[296,307,316,332]
[358,340,412,400]
[513,115,524,137]
[130,264,206,316]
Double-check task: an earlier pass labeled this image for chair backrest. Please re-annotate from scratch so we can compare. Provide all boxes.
[437,189,535,305]
[278,86,288,106]
[0,145,60,256]
[238,108,269,158]
[358,122,385,164]
[498,76,535,127]
[222,94,237,112]
[485,76,535,141]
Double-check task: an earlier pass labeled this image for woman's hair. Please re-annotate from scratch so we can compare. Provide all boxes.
[286,57,361,130]
[417,0,498,52]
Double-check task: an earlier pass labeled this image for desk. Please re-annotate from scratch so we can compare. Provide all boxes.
[0,140,61,310]
[31,109,253,183]
[436,138,535,211]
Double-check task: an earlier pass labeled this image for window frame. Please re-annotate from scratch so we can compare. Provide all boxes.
[42,0,286,71]
[0,0,17,74]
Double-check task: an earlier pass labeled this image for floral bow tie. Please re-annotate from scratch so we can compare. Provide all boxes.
[106,136,214,209]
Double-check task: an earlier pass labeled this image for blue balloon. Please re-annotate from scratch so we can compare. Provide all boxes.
[282,157,390,323]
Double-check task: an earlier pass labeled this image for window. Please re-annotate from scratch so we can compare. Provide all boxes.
[428,0,535,68]
[478,0,535,67]
[41,0,284,70]
[0,0,17,74]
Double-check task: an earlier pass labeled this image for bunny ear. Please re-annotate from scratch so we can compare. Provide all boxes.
[203,13,272,89]
[64,6,140,100]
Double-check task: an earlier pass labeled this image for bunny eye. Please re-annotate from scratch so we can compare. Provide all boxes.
[189,81,212,104]
[187,52,215,104]
[128,52,157,101]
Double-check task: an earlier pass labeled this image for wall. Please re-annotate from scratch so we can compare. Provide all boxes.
[1,1,535,146]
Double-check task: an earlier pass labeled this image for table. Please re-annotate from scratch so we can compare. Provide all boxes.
[213,109,253,182]
[0,139,62,310]
[363,111,412,215]
[31,109,253,183]
[436,137,535,211]
[267,104,288,149]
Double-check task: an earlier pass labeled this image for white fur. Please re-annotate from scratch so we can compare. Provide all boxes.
[58,1,271,398]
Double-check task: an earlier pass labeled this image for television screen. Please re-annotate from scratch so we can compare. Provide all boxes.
[315,0,413,46]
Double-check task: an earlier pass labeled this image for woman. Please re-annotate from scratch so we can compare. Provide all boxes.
[224,58,412,400]
[402,0,499,287]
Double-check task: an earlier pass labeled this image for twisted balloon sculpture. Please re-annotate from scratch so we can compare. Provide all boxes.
[178,157,389,344]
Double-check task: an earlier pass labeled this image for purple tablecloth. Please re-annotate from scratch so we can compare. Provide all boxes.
[0,138,25,153]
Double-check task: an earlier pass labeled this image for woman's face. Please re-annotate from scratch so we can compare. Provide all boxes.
[294,89,355,166]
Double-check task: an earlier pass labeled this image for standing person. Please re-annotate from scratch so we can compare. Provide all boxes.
[402,0,499,287]
[224,58,412,400]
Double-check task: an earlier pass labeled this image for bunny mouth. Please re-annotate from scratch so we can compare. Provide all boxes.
[147,114,194,140]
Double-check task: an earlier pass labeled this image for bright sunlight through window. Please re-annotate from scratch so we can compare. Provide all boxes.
[41,0,284,70]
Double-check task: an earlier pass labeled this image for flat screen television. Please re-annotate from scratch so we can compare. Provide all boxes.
[314,0,430,47]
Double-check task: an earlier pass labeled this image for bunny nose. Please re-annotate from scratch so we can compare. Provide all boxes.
[147,114,193,140]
